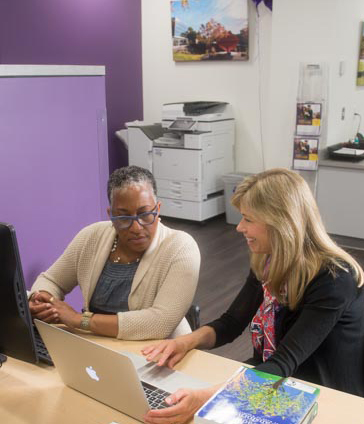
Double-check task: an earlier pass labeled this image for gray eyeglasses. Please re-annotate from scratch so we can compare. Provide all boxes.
[110,205,158,230]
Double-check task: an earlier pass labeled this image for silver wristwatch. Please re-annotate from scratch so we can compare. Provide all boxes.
[80,311,94,331]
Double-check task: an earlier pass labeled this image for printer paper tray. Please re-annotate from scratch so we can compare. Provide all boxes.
[159,195,225,221]
[157,179,203,202]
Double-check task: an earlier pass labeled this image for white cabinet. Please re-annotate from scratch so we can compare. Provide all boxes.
[316,160,364,238]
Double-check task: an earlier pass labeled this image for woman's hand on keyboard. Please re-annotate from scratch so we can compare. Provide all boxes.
[143,386,218,424]
[141,338,190,369]
[142,326,216,369]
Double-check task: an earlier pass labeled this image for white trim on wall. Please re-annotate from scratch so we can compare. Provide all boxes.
[0,65,105,76]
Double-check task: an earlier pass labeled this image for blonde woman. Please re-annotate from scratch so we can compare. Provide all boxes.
[142,168,364,424]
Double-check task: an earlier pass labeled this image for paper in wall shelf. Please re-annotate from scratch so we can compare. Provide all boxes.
[194,366,320,424]
[293,137,319,171]
[296,103,322,136]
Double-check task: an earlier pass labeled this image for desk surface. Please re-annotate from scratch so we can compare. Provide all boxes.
[319,157,364,170]
[1,332,363,424]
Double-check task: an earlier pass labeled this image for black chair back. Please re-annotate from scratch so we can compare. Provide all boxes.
[185,304,200,331]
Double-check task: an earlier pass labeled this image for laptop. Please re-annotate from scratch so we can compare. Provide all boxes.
[35,319,211,422]
[0,222,53,365]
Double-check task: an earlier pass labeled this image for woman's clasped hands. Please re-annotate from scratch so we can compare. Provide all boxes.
[29,291,80,328]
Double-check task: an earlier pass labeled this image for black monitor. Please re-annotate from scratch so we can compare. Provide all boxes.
[0,222,52,364]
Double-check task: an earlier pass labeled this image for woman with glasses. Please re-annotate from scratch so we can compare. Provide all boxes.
[29,166,200,340]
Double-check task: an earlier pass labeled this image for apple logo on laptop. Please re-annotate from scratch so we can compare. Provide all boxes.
[85,366,100,381]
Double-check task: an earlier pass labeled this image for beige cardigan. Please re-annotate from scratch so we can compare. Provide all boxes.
[30,221,200,340]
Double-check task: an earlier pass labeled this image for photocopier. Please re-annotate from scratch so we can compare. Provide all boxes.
[121,101,235,221]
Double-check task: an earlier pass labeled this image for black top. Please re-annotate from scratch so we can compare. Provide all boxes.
[207,267,364,397]
[89,260,139,314]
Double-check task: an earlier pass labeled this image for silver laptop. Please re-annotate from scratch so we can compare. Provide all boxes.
[34,319,210,422]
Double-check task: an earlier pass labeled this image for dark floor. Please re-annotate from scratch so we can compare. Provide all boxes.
[162,214,364,363]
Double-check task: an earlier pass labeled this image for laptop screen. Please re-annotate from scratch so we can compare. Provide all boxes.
[0,222,39,363]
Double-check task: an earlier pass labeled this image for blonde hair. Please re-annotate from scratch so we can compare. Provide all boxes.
[232,168,363,309]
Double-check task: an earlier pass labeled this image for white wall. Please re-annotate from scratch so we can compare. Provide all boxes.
[265,0,337,168]
[142,0,271,173]
[328,0,364,145]
[266,0,364,169]
[141,0,364,173]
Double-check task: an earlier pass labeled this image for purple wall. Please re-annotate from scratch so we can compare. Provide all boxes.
[0,74,109,310]
[0,0,143,172]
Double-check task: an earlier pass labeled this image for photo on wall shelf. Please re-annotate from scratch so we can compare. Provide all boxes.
[293,137,319,171]
[357,22,364,86]
[170,0,248,62]
[296,102,322,136]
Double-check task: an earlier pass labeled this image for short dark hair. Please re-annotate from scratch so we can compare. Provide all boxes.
[107,165,157,204]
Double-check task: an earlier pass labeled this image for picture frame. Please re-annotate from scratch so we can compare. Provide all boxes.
[357,22,364,86]
[170,0,248,62]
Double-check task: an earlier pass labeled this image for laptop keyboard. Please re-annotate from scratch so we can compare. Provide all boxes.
[33,326,54,365]
[142,381,171,409]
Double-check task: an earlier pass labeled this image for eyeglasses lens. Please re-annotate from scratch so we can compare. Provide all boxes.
[115,212,156,229]
[139,213,155,225]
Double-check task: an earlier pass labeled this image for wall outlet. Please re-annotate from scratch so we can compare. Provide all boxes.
[339,60,345,76]
[341,107,345,120]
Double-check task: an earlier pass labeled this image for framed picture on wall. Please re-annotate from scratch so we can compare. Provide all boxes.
[170,0,248,62]
[357,22,364,86]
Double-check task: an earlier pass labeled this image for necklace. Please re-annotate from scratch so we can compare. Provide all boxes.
[110,236,140,264]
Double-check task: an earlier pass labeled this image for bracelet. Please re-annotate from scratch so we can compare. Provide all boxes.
[80,311,94,331]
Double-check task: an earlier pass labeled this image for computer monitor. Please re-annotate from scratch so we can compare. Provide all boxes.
[0,222,52,364]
